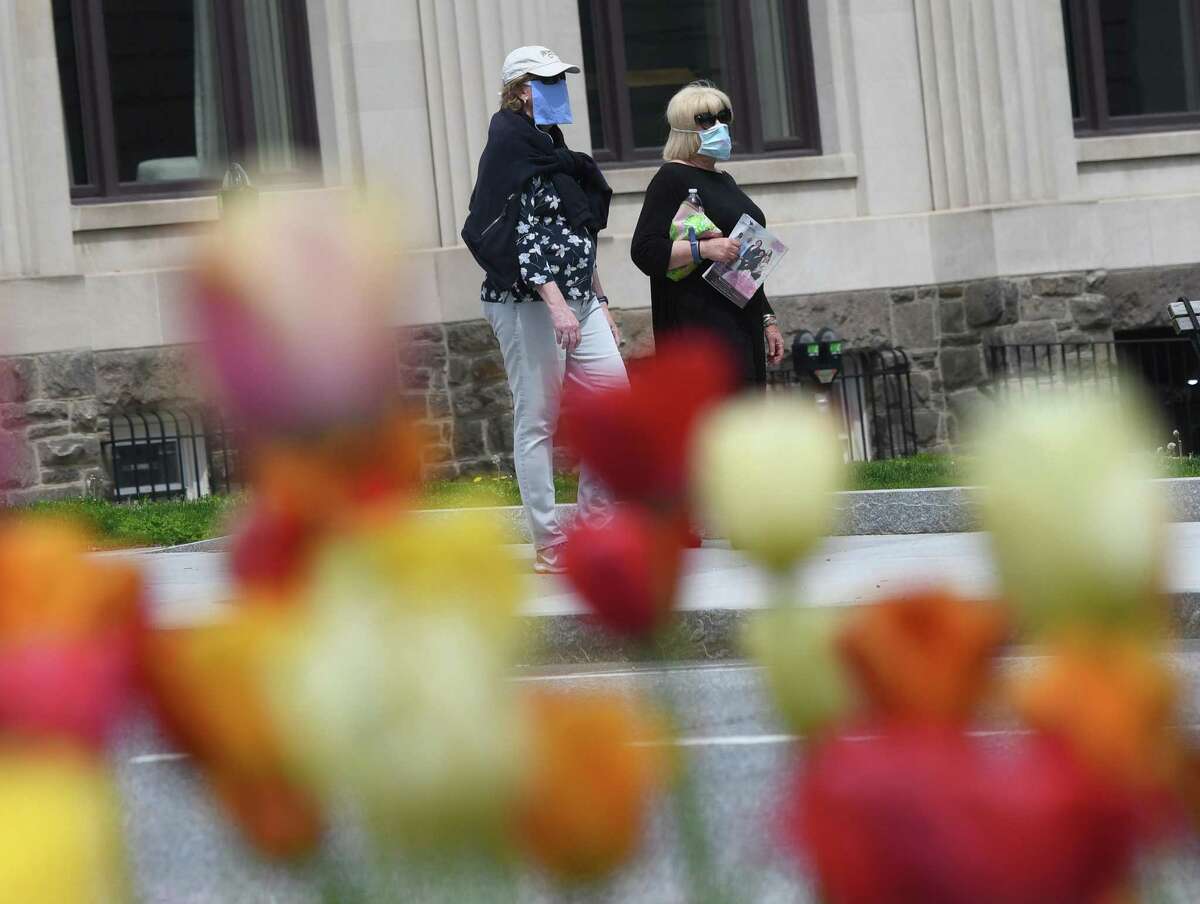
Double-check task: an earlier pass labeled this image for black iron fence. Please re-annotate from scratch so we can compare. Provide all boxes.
[102,409,243,502]
[768,347,918,461]
[986,337,1200,452]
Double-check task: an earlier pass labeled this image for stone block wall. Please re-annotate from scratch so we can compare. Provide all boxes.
[0,262,1195,503]
[770,263,1197,452]
[0,347,197,503]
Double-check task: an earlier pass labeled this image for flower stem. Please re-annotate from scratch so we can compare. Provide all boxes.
[651,632,727,904]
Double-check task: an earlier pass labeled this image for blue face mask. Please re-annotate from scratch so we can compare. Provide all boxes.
[697,123,732,160]
[530,78,573,126]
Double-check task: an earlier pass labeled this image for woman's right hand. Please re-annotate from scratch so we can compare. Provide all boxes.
[548,299,582,352]
[701,237,741,264]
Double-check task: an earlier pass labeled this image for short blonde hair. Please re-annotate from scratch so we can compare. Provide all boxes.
[662,81,733,162]
[500,77,528,113]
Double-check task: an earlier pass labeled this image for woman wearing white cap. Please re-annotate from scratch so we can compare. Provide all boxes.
[462,45,628,574]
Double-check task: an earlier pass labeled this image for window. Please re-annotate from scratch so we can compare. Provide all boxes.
[52,0,319,201]
[106,412,212,501]
[578,0,820,163]
[1063,0,1200,134]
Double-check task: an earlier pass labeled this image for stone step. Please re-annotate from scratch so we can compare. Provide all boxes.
[133,523,1200,663]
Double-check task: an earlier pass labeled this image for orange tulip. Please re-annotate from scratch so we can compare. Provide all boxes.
[0,519,141,642]
[1014,637,1181,792]
[839,589,1006,726]
[514,690,669,881]
[141,615,322,859]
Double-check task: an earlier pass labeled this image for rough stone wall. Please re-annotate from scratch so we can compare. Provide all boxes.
[769,264,1194,452]
[397,308,655,479]
[2,262,1196,502]
[0,347,198,503]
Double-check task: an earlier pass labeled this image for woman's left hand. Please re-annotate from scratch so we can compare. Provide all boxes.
[604,305,622,346]
[765,324,785,364]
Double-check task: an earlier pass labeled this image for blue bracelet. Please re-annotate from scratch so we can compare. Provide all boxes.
[688,227,701,264]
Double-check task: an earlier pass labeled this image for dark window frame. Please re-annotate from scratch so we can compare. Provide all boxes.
[1064,0,1200,136]
[579,0,821,166]
[57,0,320,202]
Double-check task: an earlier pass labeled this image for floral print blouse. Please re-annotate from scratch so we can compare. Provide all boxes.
[480,176,596,304]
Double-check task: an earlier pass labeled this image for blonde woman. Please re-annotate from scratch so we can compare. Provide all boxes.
[631,81,785,385]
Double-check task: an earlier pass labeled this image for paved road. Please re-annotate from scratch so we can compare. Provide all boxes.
[114,656,1200,903]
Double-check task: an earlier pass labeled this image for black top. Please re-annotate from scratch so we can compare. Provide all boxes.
[630,162,775,385]
[462,111,611,289]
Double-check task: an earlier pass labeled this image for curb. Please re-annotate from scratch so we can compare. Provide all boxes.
[155,477,1200,552]
[519,591,1200,665]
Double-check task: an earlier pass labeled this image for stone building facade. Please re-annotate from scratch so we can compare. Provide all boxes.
[5,1,1200,500]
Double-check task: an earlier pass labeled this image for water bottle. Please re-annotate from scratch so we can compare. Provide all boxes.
[686,188,703,214]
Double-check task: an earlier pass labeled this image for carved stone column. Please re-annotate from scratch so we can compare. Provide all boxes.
[0,1,75,277]
[417,0,590,247]
[913,0,1078,209]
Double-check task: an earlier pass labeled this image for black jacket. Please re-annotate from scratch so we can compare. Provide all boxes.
[462,110,612,288]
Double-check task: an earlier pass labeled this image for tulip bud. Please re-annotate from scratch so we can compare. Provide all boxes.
[693,396,844,571]
[972,393,1167,636]
[742,607,855,735]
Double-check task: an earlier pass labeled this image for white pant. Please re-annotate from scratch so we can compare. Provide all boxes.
[483,295,629,550]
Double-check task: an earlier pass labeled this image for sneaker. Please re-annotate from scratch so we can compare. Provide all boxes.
[534,544,567,575]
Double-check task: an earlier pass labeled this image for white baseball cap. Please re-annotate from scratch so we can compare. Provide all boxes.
[501,45,580,87]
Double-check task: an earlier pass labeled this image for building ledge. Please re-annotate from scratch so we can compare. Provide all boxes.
[72,196,219,232]
[604,152,859,195]
[1076,130,1200,165]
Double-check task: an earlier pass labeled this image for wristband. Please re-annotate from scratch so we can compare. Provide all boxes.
[595,294,609,306]
[688,226,701,264]
[763,314,778,328]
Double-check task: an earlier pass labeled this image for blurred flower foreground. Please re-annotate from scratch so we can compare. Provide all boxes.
[3,195,1200,902]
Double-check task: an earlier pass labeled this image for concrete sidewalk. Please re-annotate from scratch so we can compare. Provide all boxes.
[129,523,1200,635]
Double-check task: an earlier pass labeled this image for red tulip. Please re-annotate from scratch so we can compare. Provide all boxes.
[784,725,1146,904]
[563,509,686,637]
[561,334,735,505]
[0,632,138,750]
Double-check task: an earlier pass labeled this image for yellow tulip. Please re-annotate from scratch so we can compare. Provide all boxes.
[741,607,856,735]
[972,393,1166,637]
[692,395,844,571]
[0,748,129,903]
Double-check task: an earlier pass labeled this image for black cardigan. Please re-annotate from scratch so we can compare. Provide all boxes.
[462,111,612,289]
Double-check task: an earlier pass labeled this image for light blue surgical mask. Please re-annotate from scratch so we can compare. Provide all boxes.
[530,77,573,125]
[673,122,732,161]
[697,123,732,160]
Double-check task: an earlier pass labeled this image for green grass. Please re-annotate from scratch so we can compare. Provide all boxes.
[1161,456,1200,479]
[18,495,243,548]
[11,453,1200,548]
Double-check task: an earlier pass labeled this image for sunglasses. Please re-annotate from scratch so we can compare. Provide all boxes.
[694,108,733,128]
[532,73,566,85]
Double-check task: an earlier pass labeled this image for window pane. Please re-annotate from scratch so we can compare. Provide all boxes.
[1100,0,1200,117]
[749,0,797,141]
[102,0,227,184]
[52,0,90,186]
[242,0,305,174]
[621,0,726,149]
[577,0,607,151]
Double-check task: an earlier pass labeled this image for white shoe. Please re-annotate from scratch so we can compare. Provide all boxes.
[533,544,567,574]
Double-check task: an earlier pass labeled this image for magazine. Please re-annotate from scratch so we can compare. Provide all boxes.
[702,214,789,308]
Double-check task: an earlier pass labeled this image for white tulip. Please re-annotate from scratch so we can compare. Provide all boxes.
[692,395,845,571]
[972,392,1166,635]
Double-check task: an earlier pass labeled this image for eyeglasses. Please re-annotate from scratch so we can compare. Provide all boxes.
[694,108,733,128]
